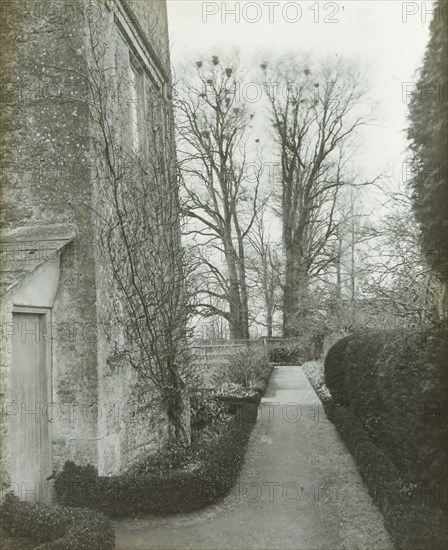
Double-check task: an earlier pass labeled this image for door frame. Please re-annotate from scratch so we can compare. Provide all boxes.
[11,305,54,501]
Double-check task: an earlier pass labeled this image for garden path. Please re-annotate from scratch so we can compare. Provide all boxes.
[114,365,393,550]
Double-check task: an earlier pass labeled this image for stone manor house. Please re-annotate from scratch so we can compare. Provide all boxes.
[0,0,179,502]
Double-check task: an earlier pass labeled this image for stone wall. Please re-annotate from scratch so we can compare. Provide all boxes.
[1,0,100,491]
[86,0,174,474]
[1,0,177,491]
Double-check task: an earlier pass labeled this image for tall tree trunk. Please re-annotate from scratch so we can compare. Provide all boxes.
[264,267,275,339]
[235,220,250,340]
[224,238,248,340]
[296,264,310,319]
[237,262,250,340]
[283,248,298,337]
[266,309,273,338]
[228,278,243,339]
[284,254,310,338]
[350,198,356,303]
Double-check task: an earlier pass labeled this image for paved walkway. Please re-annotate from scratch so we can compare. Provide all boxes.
[115,366,393,550]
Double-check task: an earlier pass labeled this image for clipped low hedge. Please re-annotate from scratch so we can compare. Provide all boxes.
[252,362,275,394]
[0,493,114,550]
[56,403,257,517]
[252,377,268,394]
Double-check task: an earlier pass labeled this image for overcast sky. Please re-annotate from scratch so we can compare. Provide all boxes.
[167,0,432,196]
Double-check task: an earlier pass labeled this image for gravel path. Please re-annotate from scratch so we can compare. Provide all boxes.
[115,366,394,550]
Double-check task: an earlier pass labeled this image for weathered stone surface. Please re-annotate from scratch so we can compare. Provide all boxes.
[1,0,177,497]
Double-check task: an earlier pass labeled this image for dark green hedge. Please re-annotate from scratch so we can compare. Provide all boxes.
[55,403,257,517]
[0,493,114,550]
[323,334,355,406]
[325,328,448,489]
[323,326,448,549]
[322,400,448,550]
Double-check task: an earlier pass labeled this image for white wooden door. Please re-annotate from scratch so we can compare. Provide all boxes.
[11,310,52,502]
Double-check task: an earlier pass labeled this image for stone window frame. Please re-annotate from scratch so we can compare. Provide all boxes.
[128,53,146,155]
[112,2,169,167]
[112,2,165,93]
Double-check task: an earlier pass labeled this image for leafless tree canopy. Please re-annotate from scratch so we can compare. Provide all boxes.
[176,56,266,340]
[261,57,375,336]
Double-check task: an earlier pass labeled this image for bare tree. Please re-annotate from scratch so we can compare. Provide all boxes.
[247,213,282,338]
[306,196,371,343]
[176,55,265,340]
[327,186,376,318]
[262,57,373,337]
[362,184,436,326]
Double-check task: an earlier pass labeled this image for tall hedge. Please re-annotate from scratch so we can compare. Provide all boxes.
[325,328,448,493]
[324,327,448,548]
[407,0,448,316]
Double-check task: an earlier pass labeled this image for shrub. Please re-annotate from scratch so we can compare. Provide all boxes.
[211,346,270,389]
[189,389,229,430]
[0,493,114,550]
[212,349,273,411]
[268,340,313,364]
[55,403,257,517]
